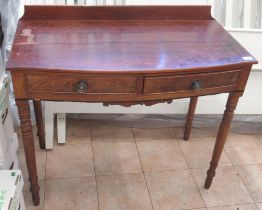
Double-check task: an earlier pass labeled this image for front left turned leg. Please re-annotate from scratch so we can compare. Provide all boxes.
[33,100,45,149]
[204,92,242,189]
[17,100,40,205]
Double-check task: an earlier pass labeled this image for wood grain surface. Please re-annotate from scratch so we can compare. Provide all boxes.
[7,6,256,73]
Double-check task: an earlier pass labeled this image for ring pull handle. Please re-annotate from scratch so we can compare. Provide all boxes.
[192,80,202,91]
[75,80,88,93]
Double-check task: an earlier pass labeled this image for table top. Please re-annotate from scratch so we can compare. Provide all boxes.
[7,5,257,74]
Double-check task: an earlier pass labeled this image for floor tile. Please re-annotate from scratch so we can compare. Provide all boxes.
[133,128,175,141]
[93,141,142,175]
[136,140,188,172]
[46,144,94,179]
[256,135,262,145]
[44,177,98,210]
[173,126,216,140]
[235,165,262,202]
[207,203,258,210]
[15,126,40,150]
[24,180,45,210]
[90,121,134,142]
[193,209,207,210]
[97,173,153,210]
[65,118,91,144]
[18,148,46,180]
[145,170,205,210]
[225,135,262,165]
[257,203,262,210]
[192,166,253,207]
[179,137,231,169]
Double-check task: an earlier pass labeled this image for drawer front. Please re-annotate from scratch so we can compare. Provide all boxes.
[143,70,241,94]
[26,74,138,94]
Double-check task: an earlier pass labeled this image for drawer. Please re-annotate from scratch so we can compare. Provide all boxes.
[26,74,138,94]
[143,69,241,94]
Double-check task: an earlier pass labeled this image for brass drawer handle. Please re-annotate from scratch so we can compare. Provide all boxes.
[192,80,202,91]
[75,80,88,93]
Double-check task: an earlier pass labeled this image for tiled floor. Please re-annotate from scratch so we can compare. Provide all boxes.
[16,118,262,210]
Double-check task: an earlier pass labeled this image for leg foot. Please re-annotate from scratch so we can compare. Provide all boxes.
[30,178,40,205]
[184,96,198,140]
[204,163,217,189]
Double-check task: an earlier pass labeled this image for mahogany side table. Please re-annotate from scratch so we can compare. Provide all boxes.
[7,5,257,205]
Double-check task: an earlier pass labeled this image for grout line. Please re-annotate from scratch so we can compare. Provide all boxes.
[176,207,207,210]
[204,202,258,209]
[89,120,101,210]
[44,176,96,181]
[179,202,258,210]
[131,128,155,210]
[131,127,137,141]
[42,168,191,180]
[176,136,207,209]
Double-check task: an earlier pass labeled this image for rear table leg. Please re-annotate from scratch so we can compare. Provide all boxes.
[33,100,45,149]
[184,96,198,140]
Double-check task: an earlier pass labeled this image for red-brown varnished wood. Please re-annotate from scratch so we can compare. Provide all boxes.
[143,69,241,94]
[103,99,173,107]
[33,100,45,149]
[6,6,258,205]
[205,92,243,188]
[7,6,256,74]
[184,97,198,140]
[26,74,138,94]
[21,5,213,20]
[16,100,40,205]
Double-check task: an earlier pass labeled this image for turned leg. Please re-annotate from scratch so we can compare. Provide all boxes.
[204,92,242,189]
[184,96,198,140]
[16,100,40,205]
[33,100,45,149]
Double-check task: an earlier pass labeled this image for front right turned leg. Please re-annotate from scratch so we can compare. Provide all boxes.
[204,92,242,189]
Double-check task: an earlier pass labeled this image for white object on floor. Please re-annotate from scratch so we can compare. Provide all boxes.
[0,73,18,170]
[0,170,26,210]
[0,133,19,170]
[0,74,16,160]
[0,48,5,76]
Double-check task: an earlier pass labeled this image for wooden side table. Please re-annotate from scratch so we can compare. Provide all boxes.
[7,5,257,205]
